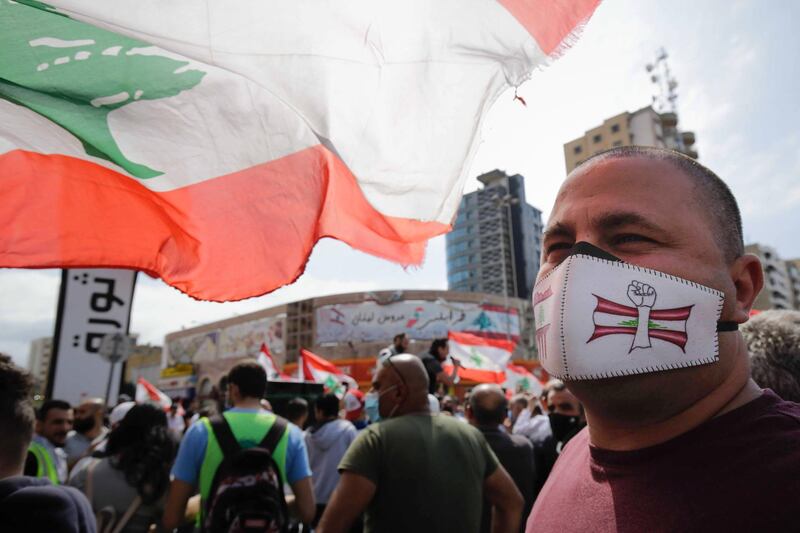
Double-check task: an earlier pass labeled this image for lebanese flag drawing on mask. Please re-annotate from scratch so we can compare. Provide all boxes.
[257,343,291,381]
[444,331,514,384]
[135,377,172,410]
[0,0,599,302]
[503,364,543,396]
[300,349,357,397]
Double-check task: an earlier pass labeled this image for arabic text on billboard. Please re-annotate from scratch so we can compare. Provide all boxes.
[315,301,519,344]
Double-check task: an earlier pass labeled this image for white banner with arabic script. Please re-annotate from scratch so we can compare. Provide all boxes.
[315,301,519,344]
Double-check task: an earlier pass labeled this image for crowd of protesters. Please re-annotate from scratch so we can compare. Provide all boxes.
[2,150,800,532]
[3,303,800,533]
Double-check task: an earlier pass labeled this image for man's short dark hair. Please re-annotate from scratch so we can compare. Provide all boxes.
[37,399,72,422]
[315,393,340,419]
[286,397,309,422]
[742,310,800,402]
[0,357,35,465]
[428,338,448,357]
[227,361,267,399]
[578,146,744,263]
[469,390,508,426]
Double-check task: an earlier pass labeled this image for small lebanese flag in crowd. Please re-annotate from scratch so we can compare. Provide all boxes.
[300,349,357,397]
[444,331,514,384]
[257,343,291,381]
[135,377,172,410]
[503,364,543,396]
[0,1,600,302]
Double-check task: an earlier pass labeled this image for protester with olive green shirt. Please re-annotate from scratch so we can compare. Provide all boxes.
[317,354,523,533]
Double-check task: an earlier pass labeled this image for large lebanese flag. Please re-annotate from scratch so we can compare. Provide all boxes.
[300,349,357,397]
[0,1,599,301]
[444,331,514,384]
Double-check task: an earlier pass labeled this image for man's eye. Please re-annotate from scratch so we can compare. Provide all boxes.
[612,234,650,245]
[545,242,572,255]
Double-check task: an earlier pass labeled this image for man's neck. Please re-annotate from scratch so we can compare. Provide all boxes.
[233,398,263,410]
[586,352,762,451]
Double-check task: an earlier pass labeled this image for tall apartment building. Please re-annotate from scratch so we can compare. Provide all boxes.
[745,244,800,311]
[28,336,53,396]
[563,106,698,173]
[445,170,543,299]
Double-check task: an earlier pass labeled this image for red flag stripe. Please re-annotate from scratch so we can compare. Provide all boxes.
[594,296,693,321]
[588,326,688,350]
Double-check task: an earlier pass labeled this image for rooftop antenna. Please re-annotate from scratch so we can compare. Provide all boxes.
[646,47,678,113]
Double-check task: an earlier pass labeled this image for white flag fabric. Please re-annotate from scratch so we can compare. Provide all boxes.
[257,343,290,381]
[135,376,172,410]
[0,0,600,301]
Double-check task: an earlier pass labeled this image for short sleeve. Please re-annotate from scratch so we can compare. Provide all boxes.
[285,423,312,485]
[479,432,500,478]
[170,419,209,486]
[338,426,382,484]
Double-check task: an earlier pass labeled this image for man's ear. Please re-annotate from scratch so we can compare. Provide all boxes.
[729,254,764,323]
[228,383,239,403]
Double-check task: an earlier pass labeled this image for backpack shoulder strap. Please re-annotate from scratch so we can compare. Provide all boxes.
[209,415,241,458]
[259,415,288,453]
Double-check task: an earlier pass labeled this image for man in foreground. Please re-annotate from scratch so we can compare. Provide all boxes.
[318,355,523,533]
[0,355,95,533]
[527,147,800,531]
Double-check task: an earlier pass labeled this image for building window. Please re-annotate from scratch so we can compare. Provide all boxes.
[612,140,623,147]
[573,145,582,155]
[593,134,602,143]
[611,124,620,133]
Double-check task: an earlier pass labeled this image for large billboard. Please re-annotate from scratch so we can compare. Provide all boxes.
[166,314,285,365]
[316,300,520,344]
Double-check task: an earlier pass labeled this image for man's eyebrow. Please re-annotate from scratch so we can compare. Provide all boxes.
[593,211,668,235]
[542,222,572,239]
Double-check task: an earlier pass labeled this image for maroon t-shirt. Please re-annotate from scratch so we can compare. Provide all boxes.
[527,390,800,533]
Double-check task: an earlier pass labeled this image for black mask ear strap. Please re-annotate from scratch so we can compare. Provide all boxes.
[716,321,738,332]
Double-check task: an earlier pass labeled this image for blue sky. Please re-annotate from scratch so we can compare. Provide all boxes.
[2,0,798,368]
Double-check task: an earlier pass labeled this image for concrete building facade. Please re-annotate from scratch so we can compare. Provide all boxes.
[28,336,53,397]
[563,106,698,173]
[445,170,544,300]
[746,244,800,311]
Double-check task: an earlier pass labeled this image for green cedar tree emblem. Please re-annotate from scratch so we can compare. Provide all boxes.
[0,0,205,178]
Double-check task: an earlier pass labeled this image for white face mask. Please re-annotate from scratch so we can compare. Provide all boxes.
[533,242,737,381]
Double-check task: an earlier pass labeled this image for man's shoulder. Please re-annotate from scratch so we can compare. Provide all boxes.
[0,476,94,533]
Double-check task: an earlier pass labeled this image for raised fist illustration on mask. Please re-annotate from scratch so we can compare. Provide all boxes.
[628,281,656,351]
[628,281,656,308]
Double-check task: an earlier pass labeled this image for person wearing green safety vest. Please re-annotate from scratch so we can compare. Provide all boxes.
[24,399,73,484]
[163,360,316,531]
